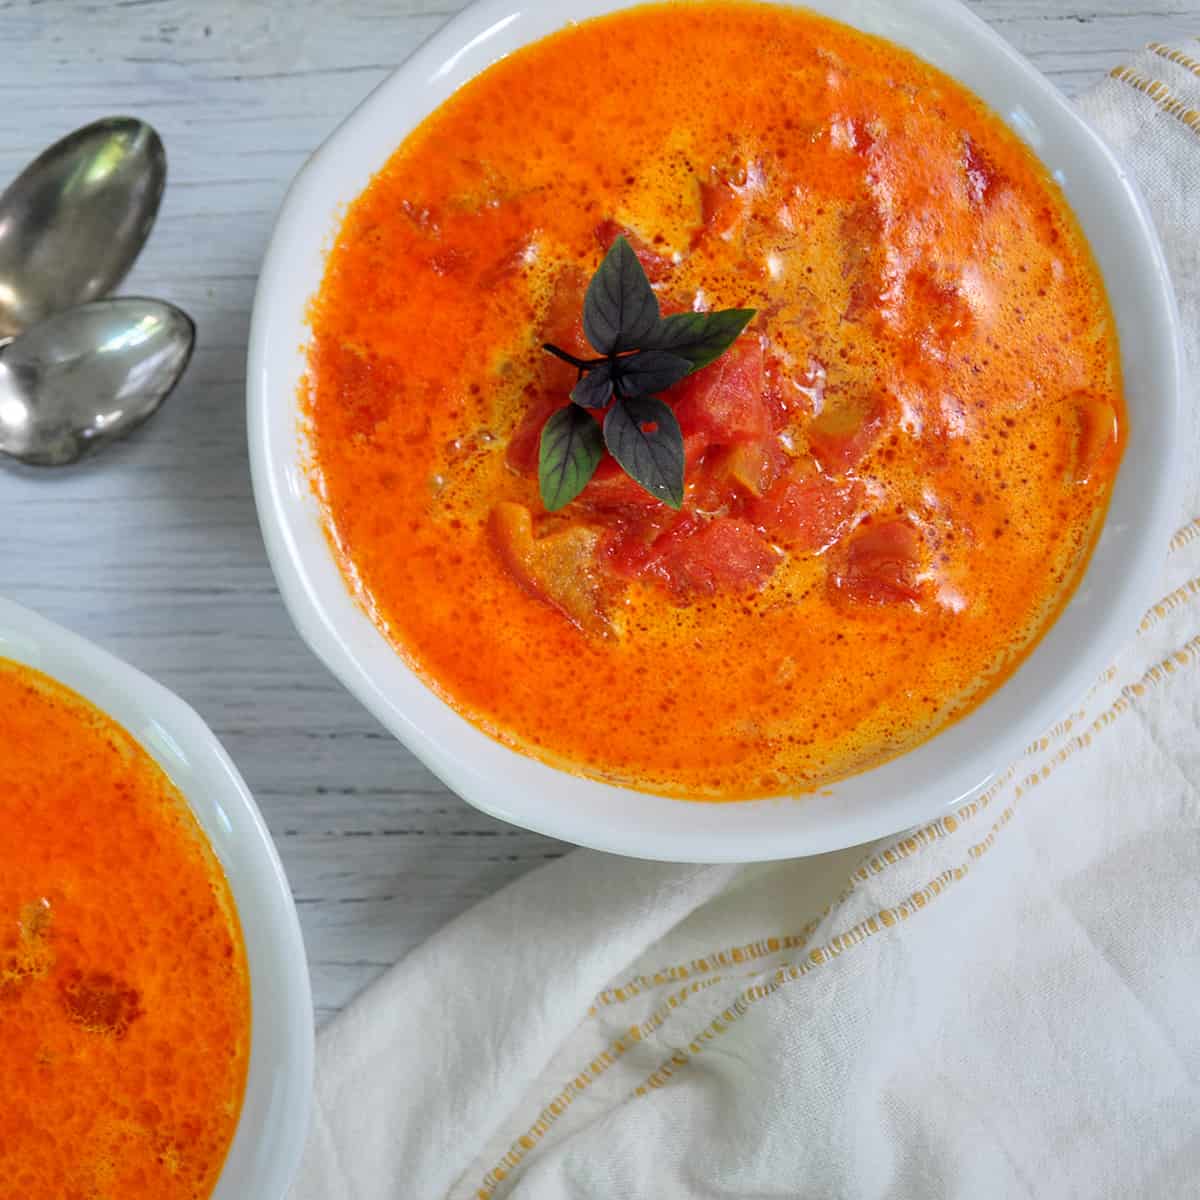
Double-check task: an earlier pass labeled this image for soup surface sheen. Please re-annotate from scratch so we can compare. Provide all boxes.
[306,1,1123,799]
[0,660,250,1198]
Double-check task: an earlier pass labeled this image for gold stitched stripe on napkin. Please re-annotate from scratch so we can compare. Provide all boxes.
[1110,64,1200,134]
[1148,42,1200,79]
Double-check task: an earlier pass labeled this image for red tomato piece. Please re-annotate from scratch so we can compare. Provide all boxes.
[579,455,663,510]
[657,516,777,595]
[710,437,789,499]
[604,514,778,596]
[806,393,886,473]
[594,219,674,282]
[578,430,708,510]
[539,265,589,391]
[672,339,767,445]
[506,391,565,477]
[544,264,588,350]
[600,508,681,579]
[699,177,739,240]
[750,473,864,552]
[830,519,923,605]
[694,161,762,244]
[650,516,778,597]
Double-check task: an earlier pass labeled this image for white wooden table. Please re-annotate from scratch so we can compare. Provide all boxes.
[2,0,1194,1026]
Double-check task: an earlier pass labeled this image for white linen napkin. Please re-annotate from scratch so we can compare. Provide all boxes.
[289,38,1200,1200]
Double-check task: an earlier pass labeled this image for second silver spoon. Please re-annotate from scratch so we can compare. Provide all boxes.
[0,298,195,466]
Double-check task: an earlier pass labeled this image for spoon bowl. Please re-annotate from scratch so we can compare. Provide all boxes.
[0,117,166,340]
[0,297,194,466]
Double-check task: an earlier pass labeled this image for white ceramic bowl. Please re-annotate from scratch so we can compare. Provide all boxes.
[248,0,1183,863]
[0,597,313,1198]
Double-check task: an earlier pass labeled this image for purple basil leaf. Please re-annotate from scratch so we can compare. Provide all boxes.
[583,235,661,354]
[613,349,693,398]
[538,405,604,511]
[642,308,756,370]
[602,395,684,509]
[571,361,614,409]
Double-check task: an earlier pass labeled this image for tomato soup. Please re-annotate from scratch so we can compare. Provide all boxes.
[0,660,250,1198]
[305,1,1123,799]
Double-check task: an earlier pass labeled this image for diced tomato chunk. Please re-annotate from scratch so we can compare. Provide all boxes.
[594,219,674,282]
[539,265,589,391]
[750,472,864,552]
[603,514,777,596]
[603,509,780,598]
[600,508,681,579]
[509,402,707,509]
[830,519,923,605]
[672,339,766,445]
[489,502,609,633]
[653,517,778,596]
[699,177,739,240]
[506,392,564,477]
[543,265,588,351]
[695,161,762,243]
[806,393,886,473]
[710,437,789,499]
[579,455,663,510]
[578,430,708,510]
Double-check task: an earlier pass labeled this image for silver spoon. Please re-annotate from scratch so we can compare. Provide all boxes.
[0,298,194,466]
[0,117,166,340]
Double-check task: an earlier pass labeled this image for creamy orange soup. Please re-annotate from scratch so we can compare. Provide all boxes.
[0,660,250,1198]
[305,1,1123,799]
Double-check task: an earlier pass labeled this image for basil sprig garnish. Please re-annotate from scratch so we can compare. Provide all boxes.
[538,236,755,511]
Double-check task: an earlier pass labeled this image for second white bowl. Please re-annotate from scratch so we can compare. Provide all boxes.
[0,597,313,1198]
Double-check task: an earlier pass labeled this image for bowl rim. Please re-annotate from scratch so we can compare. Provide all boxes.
[0,596,314,1198]
[247,0,1184,863]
